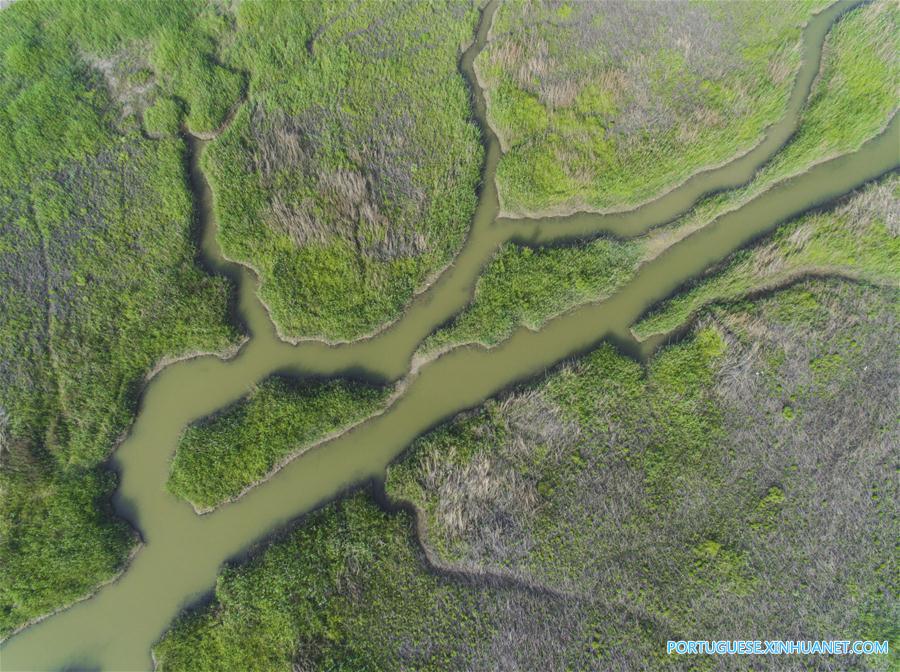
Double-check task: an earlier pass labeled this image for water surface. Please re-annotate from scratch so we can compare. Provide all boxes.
[2,1,896,669]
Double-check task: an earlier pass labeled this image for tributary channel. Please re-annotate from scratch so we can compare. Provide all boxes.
[2,0,897,668]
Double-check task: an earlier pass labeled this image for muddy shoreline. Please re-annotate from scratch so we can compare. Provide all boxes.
[2,0,896,667]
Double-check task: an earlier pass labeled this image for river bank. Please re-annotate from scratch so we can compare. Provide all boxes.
[1,0,896,668]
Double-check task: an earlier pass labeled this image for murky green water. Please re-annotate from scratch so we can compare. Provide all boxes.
[2,1,896,669]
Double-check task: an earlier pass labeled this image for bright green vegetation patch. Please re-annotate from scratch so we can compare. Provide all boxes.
[204,0,483,341]
[153,492,579,671]
[748,0,898,182]
[625,0,898,328]
[168,377,392,510]
[658,0,898,242]
[421,237,642,355]
[478,0,827,214]
[633,174,900,339]
[0,2,239,636]
[7,0,242,137]
[143,96,183,138]
[708,0,896,207]
[429,0,897,362]
[157,280,898,670]
[387,280,898,669]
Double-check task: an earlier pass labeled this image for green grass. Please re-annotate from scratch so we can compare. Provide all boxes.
[420,237,642,356]
[152,492,571,671]
[746,0,897,179]
[156,280,898,670]
[387,280,898,669]
[419,0,897,360]
[168,377,392,510]
[0,1,239,636]
[0,0,482,635]
[655,0,898,236]
[478,0,829,214]
[628,0,898,339]
[203,0,483,341]
[633,175,900,339]
[3,0,897,654]
[144,96,183,137]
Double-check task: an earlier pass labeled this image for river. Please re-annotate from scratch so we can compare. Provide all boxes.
[2,0,896,669]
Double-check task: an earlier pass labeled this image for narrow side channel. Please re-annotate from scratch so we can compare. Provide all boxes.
[1,110,895,672]
[0,0,894,668]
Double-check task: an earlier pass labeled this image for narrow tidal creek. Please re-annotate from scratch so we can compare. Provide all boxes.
[2,0,896,669]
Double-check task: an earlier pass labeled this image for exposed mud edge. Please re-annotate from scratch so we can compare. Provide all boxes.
[144,339,248,384]
[197,2,498,348]
[3,0,502,650]
[629,112,898,252]
[0,541,143,645]
[471,1,506,152]
[149,107,900,656]
[379,275,900,628]
[160,333,673,655]
[169,2,509,515]
[0,95,256,647]
[184,106,406,348]
[6,0,886,657]
[407,284,621,378]
[7,99,261,646]
[149,475,577,669]
[490,0,867,222]
[101,339,249,528]
[215,228,473,347]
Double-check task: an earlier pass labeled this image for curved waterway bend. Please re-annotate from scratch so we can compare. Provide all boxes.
[497,0,868,234]
[2,1,896,669]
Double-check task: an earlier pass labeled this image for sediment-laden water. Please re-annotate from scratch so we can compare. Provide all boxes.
[3,0,897,669]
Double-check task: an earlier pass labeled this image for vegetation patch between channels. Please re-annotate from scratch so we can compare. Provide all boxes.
[168,376,395,512]
[154,279,899,670]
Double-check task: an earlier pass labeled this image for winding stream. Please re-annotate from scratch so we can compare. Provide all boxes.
[2,1,897,669]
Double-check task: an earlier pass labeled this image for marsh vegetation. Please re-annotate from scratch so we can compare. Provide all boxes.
[418,0,897,360]
[478,0,830,215]
[1,0,896,667]
[168,376,393,512]
[155,279,899,671]
[204,0,483,341]
[0,0,243,634]
[634,175,899,339]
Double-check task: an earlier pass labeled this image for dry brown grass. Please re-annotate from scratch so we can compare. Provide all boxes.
[83,44,155,122]
[248,101,429,261]
[391,278,898,670]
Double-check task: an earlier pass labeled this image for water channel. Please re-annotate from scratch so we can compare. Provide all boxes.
[2,0,897,669]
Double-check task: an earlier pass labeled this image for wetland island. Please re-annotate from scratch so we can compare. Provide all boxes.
[0,0,897,670]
